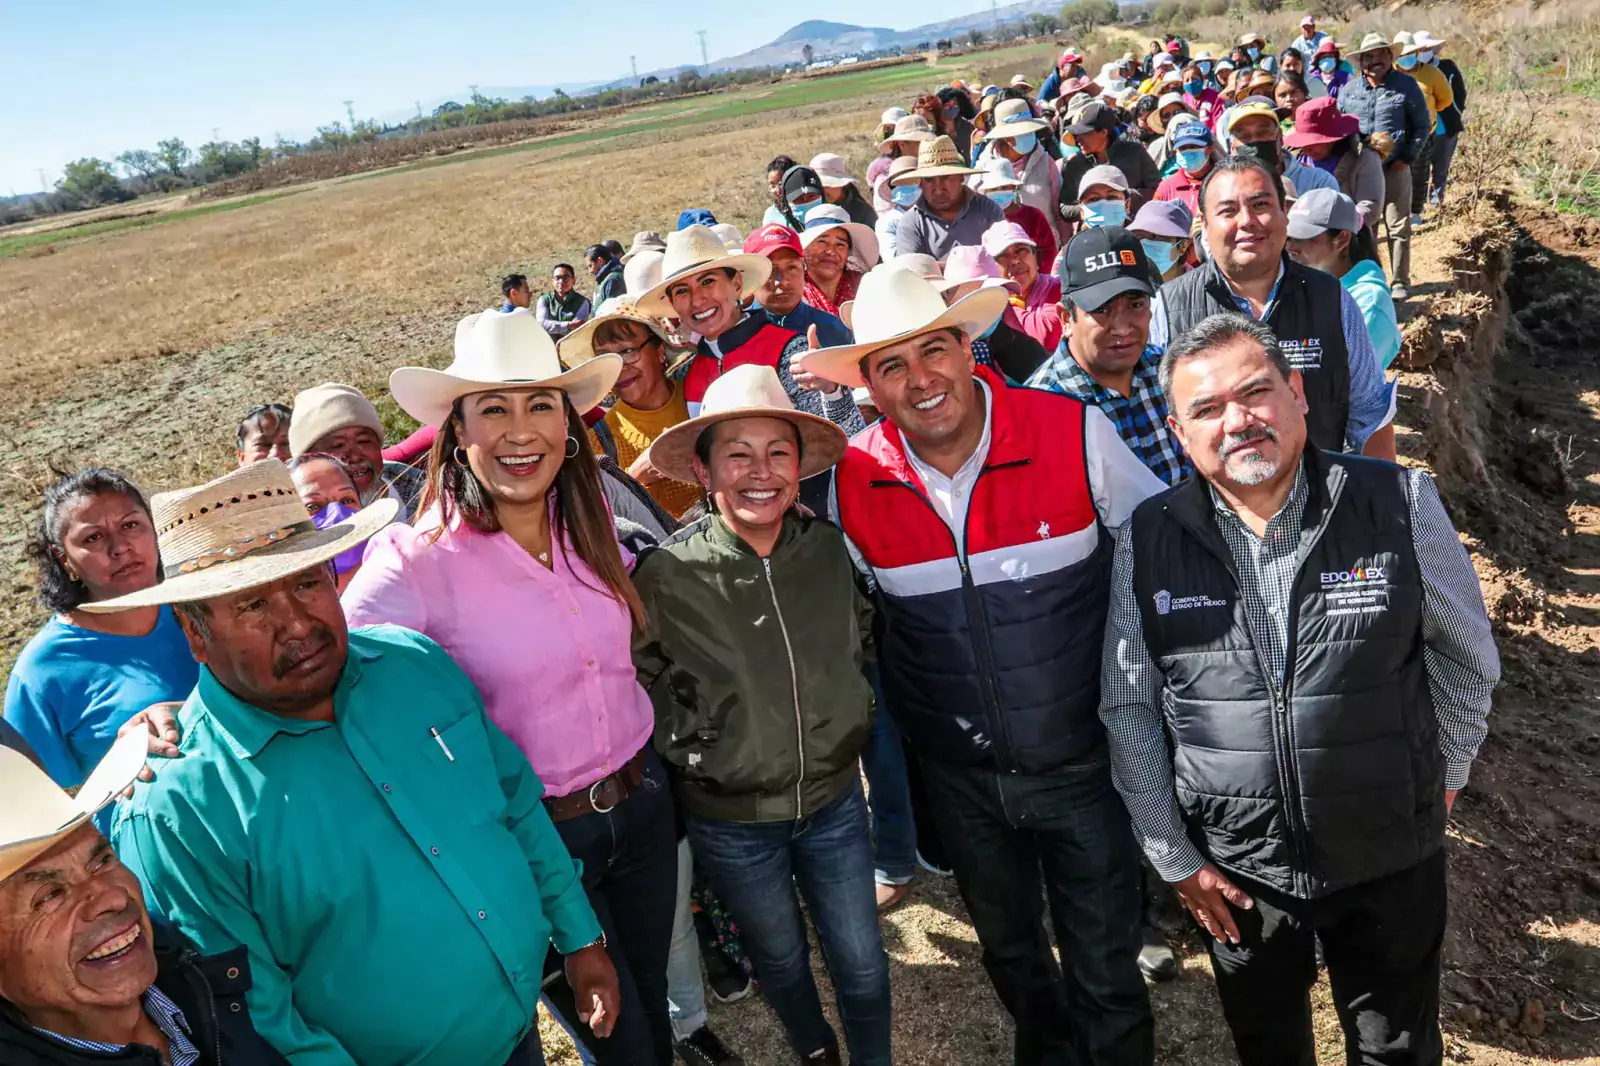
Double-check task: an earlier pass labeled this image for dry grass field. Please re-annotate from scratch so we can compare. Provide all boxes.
[2,13,1599,1064]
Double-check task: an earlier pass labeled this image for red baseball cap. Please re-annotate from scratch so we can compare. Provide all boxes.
[743,223,803,259]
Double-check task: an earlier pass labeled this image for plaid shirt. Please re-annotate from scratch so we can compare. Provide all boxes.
[35,986,200,1065]
[1026,343,1191,487]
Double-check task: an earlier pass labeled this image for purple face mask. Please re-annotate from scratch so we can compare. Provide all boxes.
[312,500,367,575]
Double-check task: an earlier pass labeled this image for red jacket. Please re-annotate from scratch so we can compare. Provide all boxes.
[684,315,798,411]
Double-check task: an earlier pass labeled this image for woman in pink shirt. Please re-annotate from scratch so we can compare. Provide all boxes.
[982,220,1063,352]
[343,307,678,1066]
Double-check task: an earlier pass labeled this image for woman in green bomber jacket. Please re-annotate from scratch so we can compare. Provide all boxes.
[632,363,891,1066]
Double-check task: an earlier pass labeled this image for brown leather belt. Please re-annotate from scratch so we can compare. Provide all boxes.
[544,749,648,822]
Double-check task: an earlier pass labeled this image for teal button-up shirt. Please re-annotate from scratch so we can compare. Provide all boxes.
[112,624,602,1066]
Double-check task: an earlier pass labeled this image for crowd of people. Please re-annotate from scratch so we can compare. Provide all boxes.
[0,17,1497,1066]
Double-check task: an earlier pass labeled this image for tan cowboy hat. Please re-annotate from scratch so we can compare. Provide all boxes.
[621,230,667,263]
[797,204,881,270]
[796,263,1009,389]
[1009,73,1035,91]
[632,225,773,318]
[980,98,1049,141]
[1348,32,1399,58]
[877,114,935,147]
[80,460,399,613]
[891,135,980,185]
[558,296,692,372]
[391,308,621,427]
[648,364,847,484]
[0,729,148,882]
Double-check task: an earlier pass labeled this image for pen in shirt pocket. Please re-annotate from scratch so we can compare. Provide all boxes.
[430,727,454,762]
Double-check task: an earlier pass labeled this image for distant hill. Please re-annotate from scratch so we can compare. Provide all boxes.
[772,21,894,45]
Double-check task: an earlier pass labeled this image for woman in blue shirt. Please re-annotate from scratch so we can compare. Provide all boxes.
[4,467,198,787]
[1285,188,1403,370]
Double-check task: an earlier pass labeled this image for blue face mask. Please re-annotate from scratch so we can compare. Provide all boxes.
[989,190,1017,209]
[1246,46,1260,60]
[1011,132,1038,155]
[1141,239,1181,277]
[312,501,367,575]
[1081,200,1127,228]
[1318,57,1338,74]
[1198,60,1213,75]
[890,185,920,207]
[1184,79,1204,96]
[790,199,820,224]
[1397,55,1418,70]
[1419,50,1436,64]
[1177,148,1209,174]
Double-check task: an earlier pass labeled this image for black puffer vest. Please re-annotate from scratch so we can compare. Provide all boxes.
[1130,450,1444,898]
[1160,257,1351,453]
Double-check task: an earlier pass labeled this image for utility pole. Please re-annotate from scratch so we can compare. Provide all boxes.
[343,100,355,133]
[211,127,221,143]
[991,0,998,28]
[468,83,479,103]
[696,30,708,67]
[38,169,48,192]
[631,55,638,79]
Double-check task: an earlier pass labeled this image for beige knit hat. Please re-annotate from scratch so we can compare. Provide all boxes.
[288,382,384,458]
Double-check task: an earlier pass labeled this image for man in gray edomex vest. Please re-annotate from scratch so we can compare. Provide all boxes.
[1101,313,1500,1066]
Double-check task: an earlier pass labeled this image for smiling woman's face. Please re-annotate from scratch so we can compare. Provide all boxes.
[666,268,742,340]
[54,492,159,603]
[805,228,852,283]
[457,387,571,510]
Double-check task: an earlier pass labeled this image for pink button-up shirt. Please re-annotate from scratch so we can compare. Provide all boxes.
[342,510,653,798]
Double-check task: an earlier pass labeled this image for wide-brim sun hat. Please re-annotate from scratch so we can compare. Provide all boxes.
[648,364,848,484]
[632,225,774,318]
[1284,98,1361,148]
[878,114,935,147]
[1348,32,1399,58]
[558,297,688,372]
[621,230,667,263]
[391,308,622,427]
[0,729,149,882]
[891,135,980,185]
[1009,74,1035,91]
[980,98,1049,141]
[80,459,400,613]
[1411,31,1448,52]
[796,263,1009,390]
[979,156,1021,191]
[1150,93,1192,134]
[811,152,857,189]
[623,250,665,296]
[798,204,881,270]
[875,156,920,202]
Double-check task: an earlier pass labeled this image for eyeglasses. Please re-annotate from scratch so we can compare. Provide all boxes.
[601,340,659,364]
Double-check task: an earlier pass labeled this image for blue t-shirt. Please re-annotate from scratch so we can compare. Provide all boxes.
[4,606,199,788]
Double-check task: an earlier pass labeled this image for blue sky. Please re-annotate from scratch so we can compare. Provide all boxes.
[3,0,993,194]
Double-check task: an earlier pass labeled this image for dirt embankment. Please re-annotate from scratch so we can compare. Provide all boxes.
[1392,200,1600,1061]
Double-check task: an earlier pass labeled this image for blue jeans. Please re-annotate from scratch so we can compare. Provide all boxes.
[687,782,892,1065]
[861,662,917,885]
[918,746,1153,1066]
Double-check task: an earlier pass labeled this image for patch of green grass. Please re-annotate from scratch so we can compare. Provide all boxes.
[0,191,303,259]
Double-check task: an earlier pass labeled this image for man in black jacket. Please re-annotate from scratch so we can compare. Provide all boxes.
[0,736,284,1066]
[1101,312,1500,1065]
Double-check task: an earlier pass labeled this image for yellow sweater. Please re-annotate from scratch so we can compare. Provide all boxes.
[1410,62,1454,125]
[601,386,703,518]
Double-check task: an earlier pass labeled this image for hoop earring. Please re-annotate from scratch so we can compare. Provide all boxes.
[453,446,470,466]
[565,436,580,459]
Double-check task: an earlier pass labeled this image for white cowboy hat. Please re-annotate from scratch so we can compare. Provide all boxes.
[810,153,858,189]
[797,204,881,270]
[891,135,981,185]
[1347,32,1399,58]
[390,308,621,427]
[796,263,1009,389]
[648,364,848,484]
[632,225,773,317]
[877,114,936,147]
[558,296,690,372]
[979,98,1049,142]
[621,230,666,263]
[80,460,399,613]
[0,729,148,882]
[624,249,665,295]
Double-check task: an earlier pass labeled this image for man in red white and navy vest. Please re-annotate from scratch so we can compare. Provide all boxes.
[807,264,1165,1066]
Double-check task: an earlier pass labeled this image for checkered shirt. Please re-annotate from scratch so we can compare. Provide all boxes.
[1026,343,1191,487]
[1100,459,1501,882]
[35,985,200,1065]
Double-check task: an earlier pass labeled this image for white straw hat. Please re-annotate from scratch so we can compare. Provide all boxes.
[80,460,399,612]
[797,204,881,270]
[980,98,1049,142]
[877,114,935,147]
[0,730,149,882]
[796,264,1009,389]
[633,225,774,317]
[390,307,622,426]
[558,296,687,371]
[648,364,848,483]
[710,222,745,248]
[810,153,857,189]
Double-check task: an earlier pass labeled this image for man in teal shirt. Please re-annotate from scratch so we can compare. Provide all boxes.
[88,460,619,1066]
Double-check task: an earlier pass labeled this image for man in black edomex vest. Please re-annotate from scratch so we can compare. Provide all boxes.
[1099,312,1500,1066]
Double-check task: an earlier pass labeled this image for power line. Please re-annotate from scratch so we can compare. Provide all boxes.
[696,30,708,67]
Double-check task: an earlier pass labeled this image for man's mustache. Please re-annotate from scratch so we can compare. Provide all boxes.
[1221,426,1278,457]
[274,627,335,678]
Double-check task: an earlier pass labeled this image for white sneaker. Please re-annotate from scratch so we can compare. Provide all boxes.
[1410,212,1425,227]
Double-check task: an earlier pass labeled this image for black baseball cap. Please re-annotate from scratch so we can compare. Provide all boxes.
[782,165,825,205]
[1059,225,1155,312]
[1066,101,1119,135]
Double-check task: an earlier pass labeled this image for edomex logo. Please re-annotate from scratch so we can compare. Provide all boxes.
[1320,565,1387,588]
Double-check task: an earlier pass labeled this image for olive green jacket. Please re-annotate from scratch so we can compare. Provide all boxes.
[633,511,875,823]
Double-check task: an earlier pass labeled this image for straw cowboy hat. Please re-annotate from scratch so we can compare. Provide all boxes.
[798,204,881,270]
[1009,73,1035,92]
[80,460,398,613]
[558,296,692,372]
[0,729,148,882]
[621,230,666,263]
[877,114,936,148]
[391,307,622,427]
[648,364,848,484]
[633,225,773,318]
[1348,32,1398,58]
[796,263,1009,389]
[980,98,1049,141]
[890,135,980,185]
